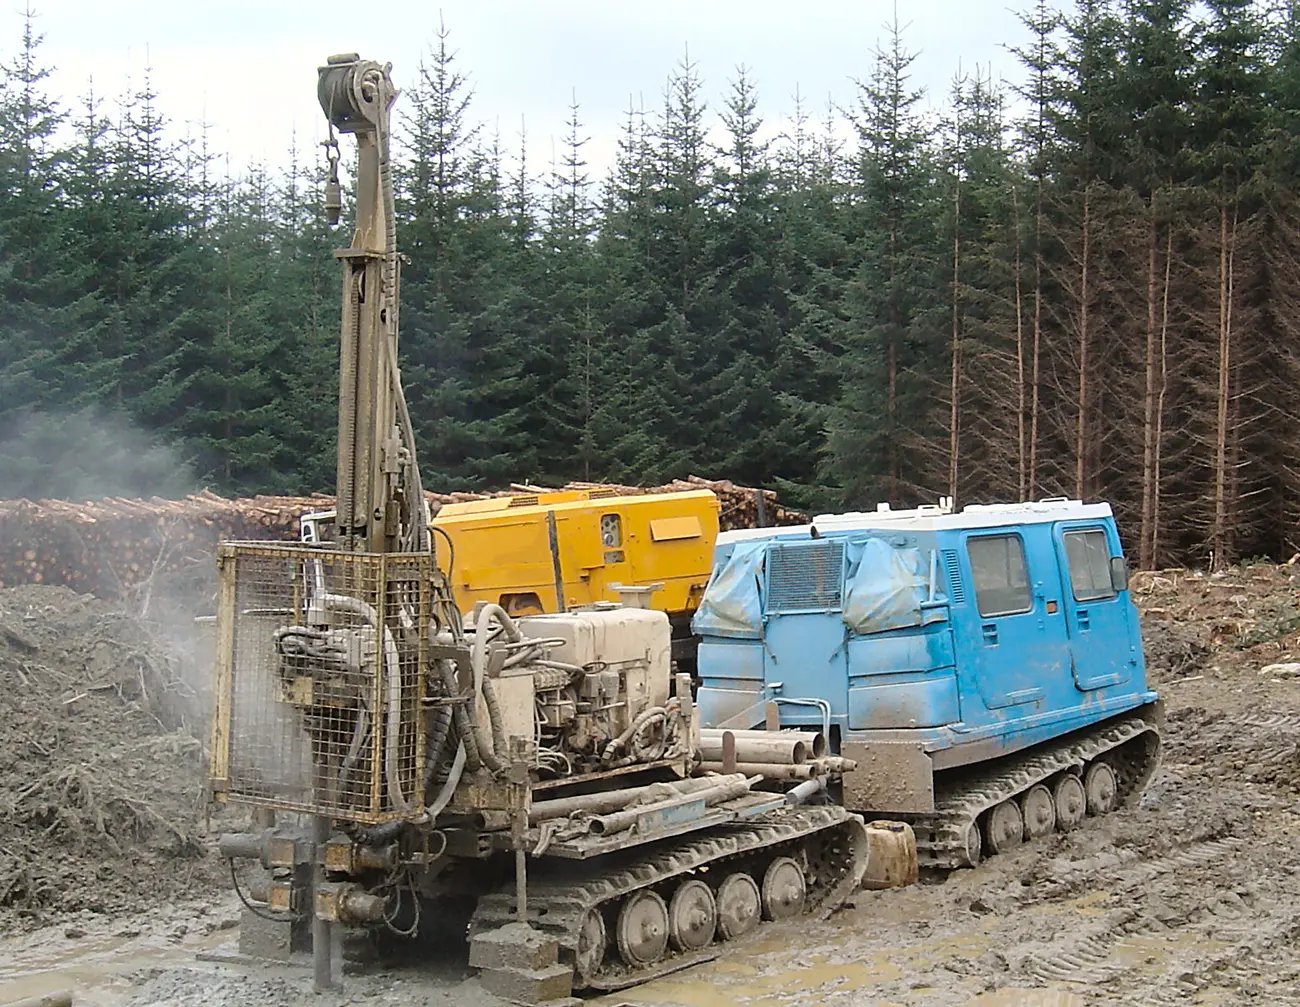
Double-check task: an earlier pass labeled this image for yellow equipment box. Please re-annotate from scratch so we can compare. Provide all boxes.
[431,489,721,624]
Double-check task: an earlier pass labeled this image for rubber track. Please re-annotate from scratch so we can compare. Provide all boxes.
[469,805,867,991]
[910,715,1162,869]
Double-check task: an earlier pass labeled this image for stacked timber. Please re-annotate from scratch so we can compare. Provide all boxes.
[553,475,807,532]
[0,477,807,601]
[0,491,333,598]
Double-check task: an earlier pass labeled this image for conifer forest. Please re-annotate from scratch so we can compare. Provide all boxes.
[1,1,1298,568]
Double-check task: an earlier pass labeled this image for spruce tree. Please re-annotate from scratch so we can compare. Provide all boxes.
[0,5,76,428]
[826,18,942,505]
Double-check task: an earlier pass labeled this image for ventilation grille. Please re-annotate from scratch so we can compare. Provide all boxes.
[766,540,844,612]
[586,488,618,499]
[941,549,966,604]
[509,495,539,508]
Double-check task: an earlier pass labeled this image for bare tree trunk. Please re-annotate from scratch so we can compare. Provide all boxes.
[948,174,962,503]
[1030,178,1043,499]
[1013,185,1027,501]
[1076,184,1092,499]
[1152,224,1172,567]
[1212,201,1237,569]
[1140,206,1159,568]
[888,219,899,503]
[888,331,898,501]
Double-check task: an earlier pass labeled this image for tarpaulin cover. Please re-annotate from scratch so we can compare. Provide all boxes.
[842,538,937,634]
[692,541,766,639]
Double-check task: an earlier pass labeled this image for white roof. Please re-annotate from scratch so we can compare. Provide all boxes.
[715,524,816,545]
[716,499,1114,546]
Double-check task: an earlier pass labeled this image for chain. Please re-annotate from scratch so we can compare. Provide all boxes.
[322,122,342,225]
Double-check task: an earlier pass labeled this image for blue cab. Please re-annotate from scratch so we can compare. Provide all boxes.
[692,498,1160,818]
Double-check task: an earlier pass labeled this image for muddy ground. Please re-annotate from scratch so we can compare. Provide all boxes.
[4,565,1300,1006]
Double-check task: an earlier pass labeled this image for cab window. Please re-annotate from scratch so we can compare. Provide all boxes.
[967,535,1031,617]
[1063,529,1115,602]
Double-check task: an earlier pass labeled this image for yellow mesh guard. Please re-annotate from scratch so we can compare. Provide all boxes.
[211,543,429,824]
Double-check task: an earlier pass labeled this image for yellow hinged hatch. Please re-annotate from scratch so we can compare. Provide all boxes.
[649,516,703,542]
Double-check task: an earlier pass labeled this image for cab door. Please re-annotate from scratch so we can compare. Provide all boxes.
[1053,524,1134,691]
[961,529,1071,712]
[759,538,849,727]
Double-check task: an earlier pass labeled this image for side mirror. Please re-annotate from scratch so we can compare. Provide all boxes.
[1110,555,1130,593]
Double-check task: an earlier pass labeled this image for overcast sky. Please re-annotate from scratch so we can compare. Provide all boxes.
[18,1,1046,178]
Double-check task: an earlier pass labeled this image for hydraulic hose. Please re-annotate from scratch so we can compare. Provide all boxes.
[319,592,408,812]
[439,658,482,772]
[338,706,370,795]
[421,704,454,793]
[602,706,668,765]
[467,605,521,774]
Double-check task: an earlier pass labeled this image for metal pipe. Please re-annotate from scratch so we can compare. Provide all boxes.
[587,776,757,836]
[217,831,266,860]
[698,735,808,765]
[698,761,820,780]
[312,815,340,992]
[699,728,828,759]
[785,776,827,805]
[528,775,746,824]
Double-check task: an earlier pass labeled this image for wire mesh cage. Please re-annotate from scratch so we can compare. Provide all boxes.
[210,543,430,824]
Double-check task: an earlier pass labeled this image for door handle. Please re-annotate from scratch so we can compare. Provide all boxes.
[982,623,998,644]
[1077,609,1090,630]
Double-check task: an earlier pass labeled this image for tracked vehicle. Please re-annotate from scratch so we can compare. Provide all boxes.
[693,499,1163,867]
[208,54,884,1006]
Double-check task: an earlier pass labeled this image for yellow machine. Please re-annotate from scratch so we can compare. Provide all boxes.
[432,488,718,613]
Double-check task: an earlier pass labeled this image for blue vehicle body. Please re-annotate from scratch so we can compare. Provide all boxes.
[692,500,1160,816]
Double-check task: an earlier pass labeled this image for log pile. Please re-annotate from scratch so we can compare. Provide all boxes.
[0,490,333,599]
[514,475,807,532]
[0,477,806,600]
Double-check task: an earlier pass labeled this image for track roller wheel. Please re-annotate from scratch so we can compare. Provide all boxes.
[1084,761,1117,815]
[1020,783,1056,839]
[960,820,982,866]
[1052,773,1087,830]
[574,908,607,985]
[668,879,717,951]
[616,890,669,967]
[760,857,806,921]
[984,800,1024,855]
[715,873,761,941]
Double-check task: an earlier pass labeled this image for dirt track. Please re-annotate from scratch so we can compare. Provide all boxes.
[4,565,1300,1005]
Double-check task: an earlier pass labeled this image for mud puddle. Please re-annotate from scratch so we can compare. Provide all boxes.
[0,901,240,1006]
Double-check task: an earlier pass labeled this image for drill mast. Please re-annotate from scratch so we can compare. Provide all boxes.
[317,54,425,556]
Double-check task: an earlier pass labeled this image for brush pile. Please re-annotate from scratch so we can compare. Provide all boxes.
[0,585,224,932]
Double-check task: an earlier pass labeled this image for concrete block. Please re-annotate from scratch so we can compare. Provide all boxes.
[478,963,574,1005]
[469,922,560,971]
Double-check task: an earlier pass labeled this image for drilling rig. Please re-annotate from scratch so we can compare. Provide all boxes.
[208,55,884,1004]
